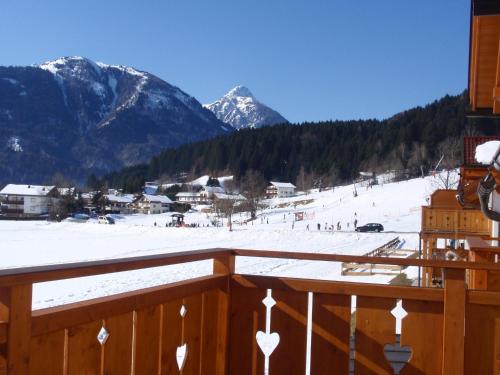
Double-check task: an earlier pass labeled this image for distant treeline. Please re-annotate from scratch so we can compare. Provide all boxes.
[97,91,500,192]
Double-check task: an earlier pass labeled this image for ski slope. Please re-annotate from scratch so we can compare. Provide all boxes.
[0,175,440,309]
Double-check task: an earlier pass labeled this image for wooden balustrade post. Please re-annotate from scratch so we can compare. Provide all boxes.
[442,269,465,375]
[0,285,32,375]
[213,254,235,375]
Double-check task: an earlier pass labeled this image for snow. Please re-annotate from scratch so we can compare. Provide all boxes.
[189,175,233,188]
[105,193,135,203]
[141,194,172,203]
[0,184,55,196]
[0,175,441,310]
[475,140,500,165]
[7,137,23,152]
[1,78,21,86]
[270,181,296,188]
[204,85,286,130]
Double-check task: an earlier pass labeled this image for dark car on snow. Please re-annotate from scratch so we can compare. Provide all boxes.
[355,223,384,232]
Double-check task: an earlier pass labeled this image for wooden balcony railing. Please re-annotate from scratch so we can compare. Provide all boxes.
[421,206,491,237]
[0,248,499,375]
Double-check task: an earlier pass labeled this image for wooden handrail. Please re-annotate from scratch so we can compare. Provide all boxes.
[0,248,230,286]
[0,247,500,287]
[232,248,500,271]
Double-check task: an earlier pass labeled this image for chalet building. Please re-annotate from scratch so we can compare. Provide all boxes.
[104,193,135,215]
[176,186,226,205]
[265,181,296,198]
[0,184,58,218]
[135,194,172,214]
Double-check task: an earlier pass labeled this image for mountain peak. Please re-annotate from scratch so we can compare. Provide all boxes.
[227,85,254,99]
[38,56,102,76]
[205,86,287,130]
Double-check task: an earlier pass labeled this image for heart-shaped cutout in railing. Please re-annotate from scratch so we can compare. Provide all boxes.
[256,331,280,357]
[176,343,187,371]
[384,342,411,374]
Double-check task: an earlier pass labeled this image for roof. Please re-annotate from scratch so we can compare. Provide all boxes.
[0,184,56,196]
[143,186,158,195]
[105,194,135,203]
[214,193,246,201]
[141,194,173,204]
[201,186,225,194]
[176,192,200,197]
[269,181,296,189]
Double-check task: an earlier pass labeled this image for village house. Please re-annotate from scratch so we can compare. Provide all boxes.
[265,181,296,198]
[175,186,226,205]
[135,194,172,214]
[104,192,135,215]
[0,184,58,218]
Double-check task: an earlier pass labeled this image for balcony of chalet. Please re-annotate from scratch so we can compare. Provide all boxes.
[0,248,499,375]
[468,0,500,116]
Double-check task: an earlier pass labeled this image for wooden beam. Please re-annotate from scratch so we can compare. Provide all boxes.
[6,285,32,375]
[442,269,466,375]
[0,248,230,286]
[232,248,500,271]
[232,274,444,301]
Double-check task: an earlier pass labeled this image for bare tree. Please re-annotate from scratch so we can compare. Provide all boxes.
[240,170,267,219]
[430,138,462,190]
[214,197,236,231]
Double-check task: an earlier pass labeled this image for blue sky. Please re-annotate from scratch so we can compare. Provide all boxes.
[0,0,470,122]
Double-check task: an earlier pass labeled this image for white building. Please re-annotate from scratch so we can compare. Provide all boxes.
[135,194,172,214]
[105,193,135,214]
[0,184,58,217]
[176,186,226,205]
[265,182,296,198]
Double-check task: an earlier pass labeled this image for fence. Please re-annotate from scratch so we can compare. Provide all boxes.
[0,248,499,374]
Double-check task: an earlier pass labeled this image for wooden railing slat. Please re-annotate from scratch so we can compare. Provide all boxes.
[400,300,443,374]
[102,312,134,374]
[268,289,308,375]
[310,294,351,375]
[228,283,265,375]
[134,305,162,375]
[160,299,182,375]
[28,330,65,375]
[354,296,396,375]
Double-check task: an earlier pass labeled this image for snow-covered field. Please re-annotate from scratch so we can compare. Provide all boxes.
[1,175,440,309]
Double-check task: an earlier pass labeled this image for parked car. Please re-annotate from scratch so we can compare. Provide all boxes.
[98,215,115,225]
[355,223,384,232]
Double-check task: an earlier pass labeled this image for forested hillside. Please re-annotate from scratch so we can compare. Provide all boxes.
[100,91,500,192]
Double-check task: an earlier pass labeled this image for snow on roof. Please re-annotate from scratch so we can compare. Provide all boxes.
[105,194,135,203]
[202,186,225,194]
[475,140,500,166]
[176,192,200,197]
[141,194,172,204]
[270,181,296,189]
[214,193,246,201]
[143,185,158,195]
[0,184,56,196]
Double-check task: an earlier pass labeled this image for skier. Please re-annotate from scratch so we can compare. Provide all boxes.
[306,224,310,231]
[354,219,358,229]
[317,223,321,231]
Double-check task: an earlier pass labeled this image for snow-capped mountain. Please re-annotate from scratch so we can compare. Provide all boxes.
[204,86,287,130]
[0,57,233,183]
